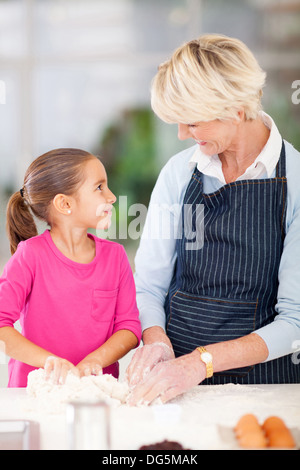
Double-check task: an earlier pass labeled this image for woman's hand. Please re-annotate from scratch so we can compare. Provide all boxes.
[127,350,206,405]
[44,356,79,384]
[126,341,175,387]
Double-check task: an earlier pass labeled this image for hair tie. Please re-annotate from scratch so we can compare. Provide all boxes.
[20,188,24,198]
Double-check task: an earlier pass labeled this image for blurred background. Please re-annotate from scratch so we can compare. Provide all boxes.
[0,0,299,381]
[1,0,300,269]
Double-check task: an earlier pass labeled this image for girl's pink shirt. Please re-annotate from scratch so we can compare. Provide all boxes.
[0,230,142,387]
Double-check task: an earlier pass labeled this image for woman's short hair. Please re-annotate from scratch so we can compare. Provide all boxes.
[151,34,266,124]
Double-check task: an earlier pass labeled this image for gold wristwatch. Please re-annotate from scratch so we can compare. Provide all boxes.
[196,347,213,378]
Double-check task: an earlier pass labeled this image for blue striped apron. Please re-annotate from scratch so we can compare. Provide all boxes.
[165,141,299,384]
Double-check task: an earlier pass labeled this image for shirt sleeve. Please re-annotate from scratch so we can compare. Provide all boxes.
[134,160,186,332]
[113,245,142,345]
[255,142,300,361]
[255,207,300,361]
[0,242,35,328]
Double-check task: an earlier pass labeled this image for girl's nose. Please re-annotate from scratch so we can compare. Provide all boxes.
[177,123,191,141]
[108,189,117,204]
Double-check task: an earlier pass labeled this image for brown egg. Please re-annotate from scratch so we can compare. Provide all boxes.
[262,416,286,434]
[238,431,268,449]
[263,417,296,448]
[268,429,295,448]
[235,414,268,449]
[235,414,261,437]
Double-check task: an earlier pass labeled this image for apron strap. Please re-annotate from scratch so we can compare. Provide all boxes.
[276,140,286,178]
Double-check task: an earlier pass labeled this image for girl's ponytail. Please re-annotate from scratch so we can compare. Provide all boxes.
[5,148,94,256]
[6,191,38,255]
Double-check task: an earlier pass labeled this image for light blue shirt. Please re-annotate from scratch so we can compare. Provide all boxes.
[134,120,300,362]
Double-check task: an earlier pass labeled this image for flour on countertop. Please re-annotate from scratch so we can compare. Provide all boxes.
[24,368,264,416]
[24,368,300,431]
[14,370,300,449]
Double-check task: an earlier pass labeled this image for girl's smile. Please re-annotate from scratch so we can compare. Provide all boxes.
[72,157,116,231]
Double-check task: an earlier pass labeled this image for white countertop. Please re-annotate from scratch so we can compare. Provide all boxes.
[0,383,299,450]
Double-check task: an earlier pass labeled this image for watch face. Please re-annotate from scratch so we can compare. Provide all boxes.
[201,352,212,363]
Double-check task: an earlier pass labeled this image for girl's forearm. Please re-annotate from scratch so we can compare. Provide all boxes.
[0,326,54,368]
[79,329,138,369]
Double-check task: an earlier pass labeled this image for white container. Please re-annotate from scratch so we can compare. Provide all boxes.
[66,401,110,450]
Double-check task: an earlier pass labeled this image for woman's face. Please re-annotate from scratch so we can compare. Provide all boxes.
[178,119,239,156]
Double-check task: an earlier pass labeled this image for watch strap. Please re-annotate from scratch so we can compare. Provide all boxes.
[196,346,213,378]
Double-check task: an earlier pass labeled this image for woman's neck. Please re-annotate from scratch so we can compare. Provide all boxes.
[219,117,270,184]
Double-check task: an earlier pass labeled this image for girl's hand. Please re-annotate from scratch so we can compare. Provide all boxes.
[44,356,79,384]
[127,350,206,406]
[125,342,175,387]
[76,359,102,377]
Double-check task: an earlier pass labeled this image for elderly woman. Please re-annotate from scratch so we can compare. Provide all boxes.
[127,34,300,405]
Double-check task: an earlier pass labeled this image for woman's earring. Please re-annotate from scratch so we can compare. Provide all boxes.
[67,209,71,214]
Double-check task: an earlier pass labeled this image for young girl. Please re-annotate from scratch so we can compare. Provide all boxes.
[0,148,142,387]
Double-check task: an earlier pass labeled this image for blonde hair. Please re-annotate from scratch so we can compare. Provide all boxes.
[151,34,266,124]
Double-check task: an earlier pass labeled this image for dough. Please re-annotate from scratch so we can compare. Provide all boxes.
[26,368,130,414]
